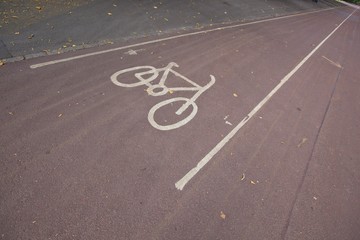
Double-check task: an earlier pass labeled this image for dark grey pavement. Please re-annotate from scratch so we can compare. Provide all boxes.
[1,4,360,240]
[1,0,343,60]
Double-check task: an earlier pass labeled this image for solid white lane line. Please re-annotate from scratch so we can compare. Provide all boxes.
[29,8,338,69]
[175,9,357,191]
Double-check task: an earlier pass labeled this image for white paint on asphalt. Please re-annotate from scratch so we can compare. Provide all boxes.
[175,9,357,190]
[110,62,216,130]
[30,8,337,69]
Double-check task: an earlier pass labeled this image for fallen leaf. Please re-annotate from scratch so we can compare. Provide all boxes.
[58,114,62,117]
[107,12,112,16]
[168,90,174,94]
[35,6,42,10]
[240,173,245,181]
[14,32,20,35]
[250,180,256,185]
[28,34,34,39]
[297,138,308,148]
[0,61,4,66]
[220,211,226,219]
[322,56,342,69]
[233,93,238,97]
[164,18,169,21]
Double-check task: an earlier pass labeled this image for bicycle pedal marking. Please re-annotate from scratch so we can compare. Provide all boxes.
[110,62,216,130]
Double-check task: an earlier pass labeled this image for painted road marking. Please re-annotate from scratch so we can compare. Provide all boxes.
[337,0,360,9]
[29,7,339,69]
[110,62,216,131]
[175,9,357,190]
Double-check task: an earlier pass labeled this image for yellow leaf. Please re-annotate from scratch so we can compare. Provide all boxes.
[240,173,245,181]
[220,211,226,219]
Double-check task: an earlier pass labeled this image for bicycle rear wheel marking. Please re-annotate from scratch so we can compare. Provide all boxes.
[148,97,198,131]
[111,66,157,87]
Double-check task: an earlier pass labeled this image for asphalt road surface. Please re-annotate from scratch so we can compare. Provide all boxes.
[1,6,360,240]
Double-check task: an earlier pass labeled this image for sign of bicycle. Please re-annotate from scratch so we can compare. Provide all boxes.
[110,62,216,131]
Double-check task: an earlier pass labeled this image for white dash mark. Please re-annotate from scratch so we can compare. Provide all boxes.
[225,121,233,126]
[124,49,144,55]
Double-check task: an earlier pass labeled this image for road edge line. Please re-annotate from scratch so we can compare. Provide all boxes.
[29,7,340,69]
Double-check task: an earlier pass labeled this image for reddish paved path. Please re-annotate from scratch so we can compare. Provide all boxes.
[1,6,359,240]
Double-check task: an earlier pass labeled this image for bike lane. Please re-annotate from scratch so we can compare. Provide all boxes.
[1,6,358,240]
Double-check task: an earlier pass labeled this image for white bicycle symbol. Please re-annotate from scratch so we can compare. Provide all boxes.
[110,62,216,131]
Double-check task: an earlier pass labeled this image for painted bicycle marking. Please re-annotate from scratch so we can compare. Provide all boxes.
[110,62,216,130]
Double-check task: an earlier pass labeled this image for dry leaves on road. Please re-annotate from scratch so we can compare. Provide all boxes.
[220,211,226,220]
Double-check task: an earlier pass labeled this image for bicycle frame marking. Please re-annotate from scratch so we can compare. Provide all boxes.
[111,62,216,130]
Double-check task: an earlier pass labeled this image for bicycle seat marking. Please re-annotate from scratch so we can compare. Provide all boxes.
[110,62,216,131]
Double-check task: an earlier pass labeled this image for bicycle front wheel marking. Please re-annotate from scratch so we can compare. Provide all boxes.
[148,97,198,131]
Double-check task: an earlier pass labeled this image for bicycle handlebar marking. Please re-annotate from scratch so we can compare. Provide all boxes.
[110,62,216,130]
